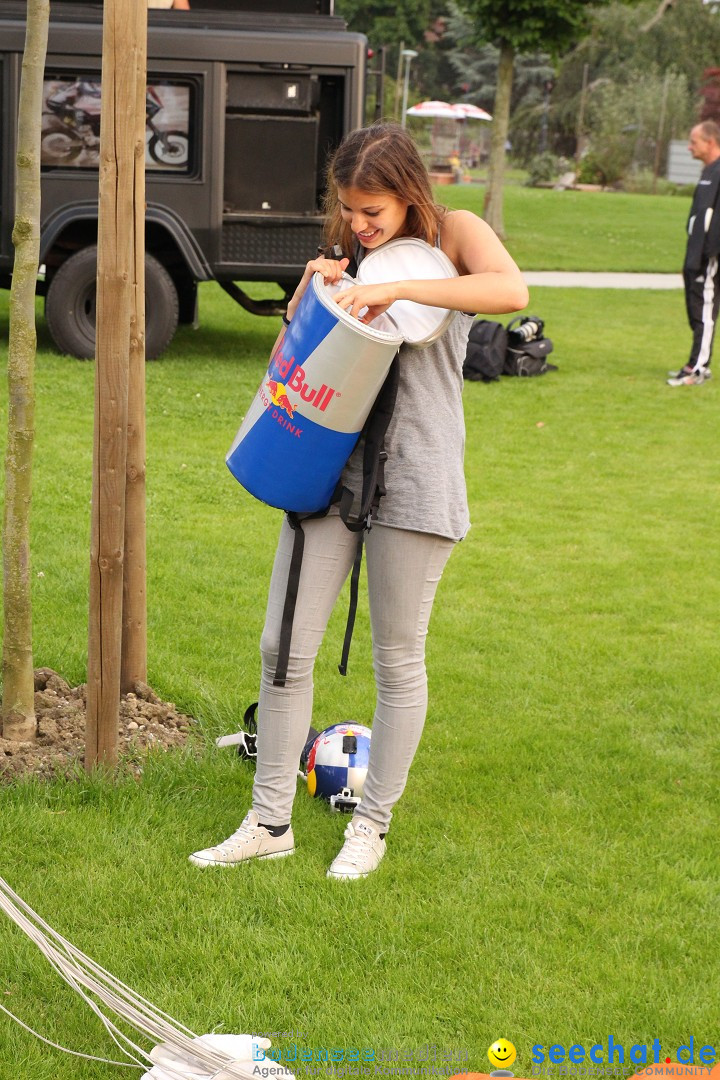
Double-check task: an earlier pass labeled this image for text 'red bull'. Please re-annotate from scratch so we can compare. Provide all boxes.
[272,348,336,413]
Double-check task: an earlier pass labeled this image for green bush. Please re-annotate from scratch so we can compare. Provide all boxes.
[620,169,695,197]
[524,151,562,187]
[575,147,629,187]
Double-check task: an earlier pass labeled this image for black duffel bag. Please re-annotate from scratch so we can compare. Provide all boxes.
[462,319,508,382]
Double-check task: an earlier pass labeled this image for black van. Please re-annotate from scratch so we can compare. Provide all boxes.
[0,0,368,356]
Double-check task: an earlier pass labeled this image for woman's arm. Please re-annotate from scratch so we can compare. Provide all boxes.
[333,210,528,323]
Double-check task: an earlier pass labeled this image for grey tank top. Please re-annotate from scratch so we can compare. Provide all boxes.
[338,298,473,543]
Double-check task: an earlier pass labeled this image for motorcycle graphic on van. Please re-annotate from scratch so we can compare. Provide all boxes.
[41,79,189,169]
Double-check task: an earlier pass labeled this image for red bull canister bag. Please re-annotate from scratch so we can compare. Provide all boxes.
[226,238,457,514]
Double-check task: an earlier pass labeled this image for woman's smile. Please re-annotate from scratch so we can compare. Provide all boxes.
[337,185,409,248]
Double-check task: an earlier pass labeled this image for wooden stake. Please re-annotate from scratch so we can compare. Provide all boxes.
[121,0,148,694]
[86,0,143,769]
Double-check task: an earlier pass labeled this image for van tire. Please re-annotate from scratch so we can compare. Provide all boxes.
[45,245,179,360]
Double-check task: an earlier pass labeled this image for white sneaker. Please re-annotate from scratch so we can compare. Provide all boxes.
[327,817,386,880]
[667,367,711,386]
[667,366,712,380]
[189,810,294,867]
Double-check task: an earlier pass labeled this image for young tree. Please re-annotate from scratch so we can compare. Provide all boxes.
[462,0,608,238]
[446,1,553,118]
[2,0,50,743]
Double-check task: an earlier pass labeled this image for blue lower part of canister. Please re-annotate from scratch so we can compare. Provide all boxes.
[226,409,359,514]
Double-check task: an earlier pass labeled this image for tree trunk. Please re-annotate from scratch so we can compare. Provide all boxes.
[86,0,145,769]
[642,0,676,32]
[483,42,514,241]
[121,1,147,695]
[2,0,50,742]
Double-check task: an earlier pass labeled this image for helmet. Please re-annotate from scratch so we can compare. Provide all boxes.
[302,723,372,811]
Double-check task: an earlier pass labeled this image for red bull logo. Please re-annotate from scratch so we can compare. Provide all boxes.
[266,379,295,418]
[271,347,336,413]
[286,366,335,411]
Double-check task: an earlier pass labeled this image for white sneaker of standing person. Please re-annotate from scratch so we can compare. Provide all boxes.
[327,816,386,880]
[189,810,294,867]
[666,366,712,386]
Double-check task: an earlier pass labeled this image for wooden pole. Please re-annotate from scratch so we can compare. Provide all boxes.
[393,41,404,122]
[575,62,589,168]
[121,0,148,694]
[86,0,144,769]
[652,72,670,194]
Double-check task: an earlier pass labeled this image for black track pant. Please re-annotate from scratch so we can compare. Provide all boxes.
[684,255,720,371]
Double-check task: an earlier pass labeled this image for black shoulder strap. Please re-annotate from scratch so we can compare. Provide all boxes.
[336,356,399,675]
[272,355,400,687]
[272,512,307,687]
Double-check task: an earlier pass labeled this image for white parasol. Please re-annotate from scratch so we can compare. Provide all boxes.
[450,102,492,121]
[405,100,492,121]
[406,100,462,119]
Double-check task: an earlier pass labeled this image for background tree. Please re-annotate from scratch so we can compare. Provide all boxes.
[550,0,720,183]
[336,0,434,102]
[336,0,453,119]
[2,0,50,743]
[577,70,692,185]
[461,0,610,238]
[444,1,553,164]
[336,0,436,49]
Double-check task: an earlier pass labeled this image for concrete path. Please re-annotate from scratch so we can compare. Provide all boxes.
[524,271,682,290]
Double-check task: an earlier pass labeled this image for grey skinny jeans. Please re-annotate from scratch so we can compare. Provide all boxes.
[252,514,455,833]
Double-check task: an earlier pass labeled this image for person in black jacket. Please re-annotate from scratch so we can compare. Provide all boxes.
[668,121,720,386]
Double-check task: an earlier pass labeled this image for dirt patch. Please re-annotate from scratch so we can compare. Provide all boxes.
[0,668,195,781]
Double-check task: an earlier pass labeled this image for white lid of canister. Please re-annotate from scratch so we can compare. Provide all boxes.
[313,273,403,345]
[356,237,458,347]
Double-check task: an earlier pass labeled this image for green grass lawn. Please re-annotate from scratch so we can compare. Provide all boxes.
[0,271,718,1079]
[438,185,690,273]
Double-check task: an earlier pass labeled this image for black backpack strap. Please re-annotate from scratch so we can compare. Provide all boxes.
[273,512,306,687]
[336,355,398,529]
[334,356,399,675]
[338,531,365,676]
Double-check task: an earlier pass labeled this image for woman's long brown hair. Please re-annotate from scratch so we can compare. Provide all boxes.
[323,122,446,257]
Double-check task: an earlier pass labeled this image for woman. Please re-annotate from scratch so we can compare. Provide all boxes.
[190,122,528,879]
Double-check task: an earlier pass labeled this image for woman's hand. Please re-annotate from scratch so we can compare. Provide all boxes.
[333,281,397,324]
[285,256,350,320]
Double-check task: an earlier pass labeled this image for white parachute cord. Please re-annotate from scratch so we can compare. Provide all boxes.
[0,876,258,1080]
[0,879,154,1065]
[0,873,197,1048]
[0,990,219,1080]
[0,880,202,1073]
[0,875,196,1042]
[0,999,144,1069]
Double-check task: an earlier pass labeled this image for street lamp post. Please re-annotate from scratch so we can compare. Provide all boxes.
[400,49,418,128]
